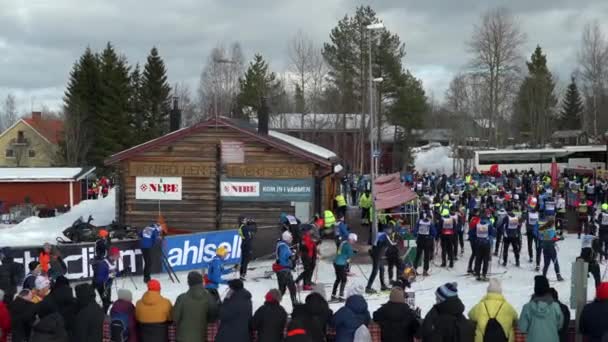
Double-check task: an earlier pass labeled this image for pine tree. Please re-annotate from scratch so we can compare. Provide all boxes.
[237,54,282,116]
[514,45,557,146]
[62,47,101,166]
[559,76,584,130]
[141,47,171,140]
[128,64,146,144]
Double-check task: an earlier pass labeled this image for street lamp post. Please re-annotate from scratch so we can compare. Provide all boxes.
[366,22,384,244]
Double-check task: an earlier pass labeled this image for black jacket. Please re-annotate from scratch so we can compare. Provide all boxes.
[252,301,287,342]
[215,289,253,342]
[284,318,314,342]
[373,301,421,342]
[46,284,78,336]
[580,299,608,342]
[556,300,571,342]
[291,293,333,342]
[8,297,37,342]
[138,323,169,342]
[0,258,23,298]
[30,312,69,342]
[72,284,105,342]
[420,297,474,342]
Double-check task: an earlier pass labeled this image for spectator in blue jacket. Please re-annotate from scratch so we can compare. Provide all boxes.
[331,285,371,342]
[139,223,161,283]
[205,246,233,304]
[92,246,120,312]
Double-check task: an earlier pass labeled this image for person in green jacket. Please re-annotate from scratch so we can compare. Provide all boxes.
[173,271,219,342]
[518,275,563,342]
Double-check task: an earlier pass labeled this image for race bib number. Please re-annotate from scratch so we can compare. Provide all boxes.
[528,213,539,225]
[508,217,519,230]
[418,222,431,235]
[545,202,555,211]
[442,218,453,230]
[602,214,608,226]
[582,235,594,249]
[477,224,489,238]
[287,215,298,225]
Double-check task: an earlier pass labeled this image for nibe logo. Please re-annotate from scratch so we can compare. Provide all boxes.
[166,234,242,268]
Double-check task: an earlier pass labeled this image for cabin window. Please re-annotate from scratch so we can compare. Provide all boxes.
[5,149,14,158]
[28,150,36,158]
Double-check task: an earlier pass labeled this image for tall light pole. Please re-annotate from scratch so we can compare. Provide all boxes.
[366,22,384,244]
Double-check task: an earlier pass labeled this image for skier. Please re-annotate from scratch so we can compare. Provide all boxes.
[502,208,522,267]
[273,231,298,306]
[413,212,437,276]
[579,225,605,289]
[538,218,564,281]
[452,206,465,257]
[238,216,256,280]
[474,210,496,281]
[522,199,540,264]
[95,229,111,260]
[493,207,508,257]
[294,224,317,291]
[280,213,301,245]
[331,233,357,302]
[595,203,608,262]
[385,224,403,284]
[366,226,390,294]
[438,209,456,268]
[204,246,232,305]
[467,209,481,274]
[92,246,121,312]
[543,195,556,219]
[335,216,350,249]
[139,223,161,283]
[0,248,23,304]
[556,193,567,236]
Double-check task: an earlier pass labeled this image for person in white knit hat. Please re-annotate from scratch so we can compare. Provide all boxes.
[468,278,519,342]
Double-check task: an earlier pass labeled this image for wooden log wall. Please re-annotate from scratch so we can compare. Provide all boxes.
[119,127,320,231]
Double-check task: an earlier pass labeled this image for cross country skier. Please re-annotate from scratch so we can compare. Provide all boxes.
[295,224,317,291]
[413,211,437,276]
[595,203,608,262]
[335,216,350,249]
[538,218,564,281]
[92,246,121,313]
[522,198,540,264]
[543,194,556,219]
[467,209,481,274]
[385,223,403,284]
[452,206,465,258]
[331,233,357,302]
[366,226,390,294]
[439,209,456,268]
[273,231,298,306]
[474,210,496,281]
[579,224,605,289]
[204,246,233,304]
[493,207,508,257]
[238,216,256,280]
[502,208,522,267]
[139,223,162,283]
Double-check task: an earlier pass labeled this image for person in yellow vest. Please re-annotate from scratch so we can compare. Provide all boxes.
[335,193,347,219]
[359,190,372,225]
[577,195,589,239]
[324,210,336,237]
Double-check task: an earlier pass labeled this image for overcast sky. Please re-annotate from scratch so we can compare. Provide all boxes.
[1,0,607,114]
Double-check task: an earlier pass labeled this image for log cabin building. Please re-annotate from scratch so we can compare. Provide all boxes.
[105,114,341,232]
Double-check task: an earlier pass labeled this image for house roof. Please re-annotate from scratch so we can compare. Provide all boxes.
[0,167,96,182]
[551,130,585,139]
[105,117,336,167]
[22,117,64,144]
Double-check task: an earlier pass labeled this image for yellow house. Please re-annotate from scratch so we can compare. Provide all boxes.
[0,112,63,167]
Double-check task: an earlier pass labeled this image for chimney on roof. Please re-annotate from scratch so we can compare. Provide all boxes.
[170,97,181,132]
[258,97,269,135]
[32,112,42,121]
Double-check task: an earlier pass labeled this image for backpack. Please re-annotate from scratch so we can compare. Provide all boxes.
[110,312,130,342]
[483,302,507,342]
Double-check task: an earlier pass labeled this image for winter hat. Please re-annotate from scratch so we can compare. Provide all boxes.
[346,283,365,298]
[228,279,244,291]
[109,247,121,257]
[187,271,203,287]
[35,276,50,290]
[436,282,458,303]
[596,282,608,300]
[311,283,326,300]
[147,279,161,292]
[534,275,550,297]
[265,289,282,303]
[487,278,502,294]
[117,289,133,302]
[389,287,405,304]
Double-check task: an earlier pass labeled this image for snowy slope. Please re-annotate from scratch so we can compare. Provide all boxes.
[104,233,596,317]
[0,189,115,246]
[414,146,454,174]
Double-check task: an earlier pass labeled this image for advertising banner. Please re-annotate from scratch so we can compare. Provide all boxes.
[163,230,242,272]
[136,177,182,200]
[9,240,160,281]
[221,178,314,202]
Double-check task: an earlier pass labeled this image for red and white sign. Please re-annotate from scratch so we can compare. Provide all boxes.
[136,177,182,200]
[220,181,260,197]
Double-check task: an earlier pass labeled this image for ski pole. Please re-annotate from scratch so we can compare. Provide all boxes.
[161,249,180,283]
[354,262,369,282]
[161,256,175,283]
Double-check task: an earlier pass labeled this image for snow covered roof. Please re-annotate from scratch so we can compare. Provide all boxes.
[551,130,586,138]
[0,167,96,182]
[268,130,336,160]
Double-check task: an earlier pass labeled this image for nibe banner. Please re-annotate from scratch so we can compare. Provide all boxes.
[221,178,314,202]
[163,230,242,272]
[136,177,182,200]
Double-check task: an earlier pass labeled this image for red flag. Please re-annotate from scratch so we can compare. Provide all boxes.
[550,157,559,190]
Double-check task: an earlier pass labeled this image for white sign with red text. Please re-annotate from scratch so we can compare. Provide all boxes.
[136,177,182,200]
[220,181,260,197]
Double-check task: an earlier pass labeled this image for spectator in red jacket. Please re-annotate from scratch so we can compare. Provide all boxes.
[0,289,12,342]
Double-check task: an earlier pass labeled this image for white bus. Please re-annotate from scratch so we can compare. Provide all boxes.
[474,145,606,173]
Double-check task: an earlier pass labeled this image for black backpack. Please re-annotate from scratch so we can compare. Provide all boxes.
[483,302,507,342]
[110,312,129,342]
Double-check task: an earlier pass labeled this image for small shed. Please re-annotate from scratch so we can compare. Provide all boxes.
[0,167,96,213]
[552,130,588,146]
[105,116,340,231]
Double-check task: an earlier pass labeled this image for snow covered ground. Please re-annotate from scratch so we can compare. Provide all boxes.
[102,232,598,317]
[414,146,454,174]
[0,190,115,246]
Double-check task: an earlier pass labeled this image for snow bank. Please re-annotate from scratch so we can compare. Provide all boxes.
[414,146,454,174]
[0,189,116,247]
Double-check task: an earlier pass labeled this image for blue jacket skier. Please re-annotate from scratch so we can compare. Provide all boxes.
[273,231,297,305]
[474,211,496,281]
[413,212,437,276]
